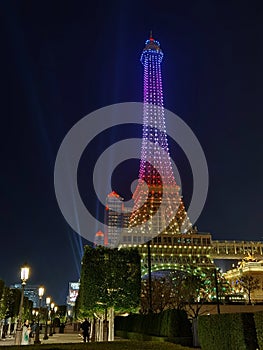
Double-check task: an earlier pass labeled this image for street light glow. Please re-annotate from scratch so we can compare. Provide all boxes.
[39,286,45,298]
[20,265,30,284]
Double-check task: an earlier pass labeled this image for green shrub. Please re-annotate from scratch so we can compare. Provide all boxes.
[2,341,195,350]
[115,309,192,340]
[198,313,258,350]
[115,330,192,346]
[254,311,263,350]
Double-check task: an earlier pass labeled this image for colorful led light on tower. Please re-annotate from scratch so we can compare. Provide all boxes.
[129,34,192,241]
[139,33,175,186]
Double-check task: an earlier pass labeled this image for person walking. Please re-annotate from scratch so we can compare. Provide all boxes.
[80,318,90,342]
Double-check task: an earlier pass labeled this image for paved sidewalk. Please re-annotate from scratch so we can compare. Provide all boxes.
[0,332,84,346]
[42,332,83,344]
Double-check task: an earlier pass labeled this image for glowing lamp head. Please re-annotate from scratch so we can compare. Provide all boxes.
[46,297,51,305]
[20,265,30,285]
[38,286,45,298]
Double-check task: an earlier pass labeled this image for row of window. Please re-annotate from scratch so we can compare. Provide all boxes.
[120,235,211,246]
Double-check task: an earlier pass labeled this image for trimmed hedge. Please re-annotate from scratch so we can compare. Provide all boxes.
[115,309,192,339]
[198,313,259,350]
[0,341,195,350]
[115,330,192,346]
[116,330,167,341]
[254,311,263,350]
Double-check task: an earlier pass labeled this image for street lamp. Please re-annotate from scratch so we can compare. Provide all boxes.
[49,302,55,336]
[43,296,50,340]
[214,268,221,314]
[53,306,57,334]
[34,286,45,344]
[14,264,30,345]
[32,309,39,323]
[67,309,71,319]
[147,241,153,313]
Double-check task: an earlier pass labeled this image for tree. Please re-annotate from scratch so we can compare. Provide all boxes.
[141,277,171,314]
[8,288,21,319]
[0,283,23,338]
[0,282,8,338]
[0,280,4,301]
[0,280,6,320]
[180,272,207,319]
[140,272,186,314]
[77,246,141,341]
[239,274,260,304]
[23,296,33,321]
[180,268,231,318]
[56,305,67,324]
[140,268,231,318]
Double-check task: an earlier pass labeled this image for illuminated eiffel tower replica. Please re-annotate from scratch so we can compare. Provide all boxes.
[119,34,214,271]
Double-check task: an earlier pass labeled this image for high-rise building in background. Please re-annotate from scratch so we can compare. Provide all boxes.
[104,191,128,248]
[94,230,105,246]
[10,284,39,307]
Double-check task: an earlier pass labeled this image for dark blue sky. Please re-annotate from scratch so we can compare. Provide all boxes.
[1,1,263,304]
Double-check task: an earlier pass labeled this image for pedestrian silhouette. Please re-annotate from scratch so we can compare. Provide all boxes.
[80,318,90,342]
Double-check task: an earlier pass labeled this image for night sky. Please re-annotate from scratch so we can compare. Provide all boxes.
[1,1,263,304]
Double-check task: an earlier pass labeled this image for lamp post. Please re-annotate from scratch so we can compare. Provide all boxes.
[214,268,220,314]
[43,297,50,340]
[53,306,57,334]
[67,309,72,323]
[34,286,44,344]
[14,264,30,345]
[32,309,38,325]
[147,241,153,313]
[49,302,55,336]
[32,309,37,318]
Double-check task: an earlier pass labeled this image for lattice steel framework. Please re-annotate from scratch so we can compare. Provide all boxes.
[128,34,192,243]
